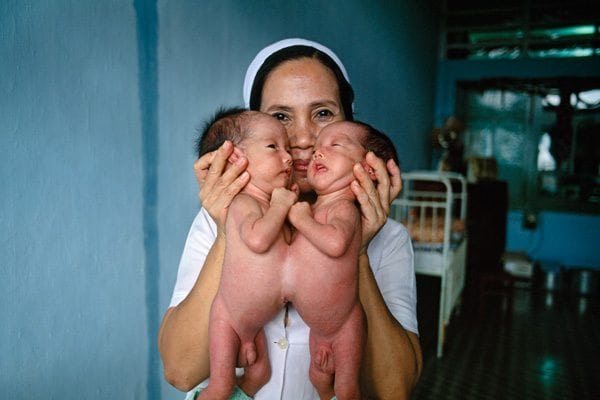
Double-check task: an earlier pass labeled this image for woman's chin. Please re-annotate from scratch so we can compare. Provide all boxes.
[295,178,312,194]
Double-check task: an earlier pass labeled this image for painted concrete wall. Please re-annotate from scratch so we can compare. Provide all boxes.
[2,1,441,399]
[0,0,148,399]
[434,57,600,270]
[507,210,600,269]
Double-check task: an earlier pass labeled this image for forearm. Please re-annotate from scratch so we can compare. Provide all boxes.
[245,205,290,252]
[291,206,356,257]
[358,253,422,399]
[294,219,346,257]
[158,234,225,391]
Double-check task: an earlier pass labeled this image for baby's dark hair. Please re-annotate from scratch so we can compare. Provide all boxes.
[354,121,399,166]
[196,106,251,158]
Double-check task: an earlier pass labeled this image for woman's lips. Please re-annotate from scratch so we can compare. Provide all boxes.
[294,160,309,174]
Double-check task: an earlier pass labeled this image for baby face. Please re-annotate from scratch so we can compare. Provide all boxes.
[240,114,293,192]
[308,121,366,194]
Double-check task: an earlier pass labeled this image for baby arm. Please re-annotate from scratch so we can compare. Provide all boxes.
[234,188,297,253]
[289,200,359,258]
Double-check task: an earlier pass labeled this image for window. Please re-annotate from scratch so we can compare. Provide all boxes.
[456,78,600,213]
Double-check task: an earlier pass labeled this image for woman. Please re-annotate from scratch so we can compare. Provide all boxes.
[159,38,422,399]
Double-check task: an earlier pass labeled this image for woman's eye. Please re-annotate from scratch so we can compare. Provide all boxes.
[316,109,333,118]
[272,112,289,122]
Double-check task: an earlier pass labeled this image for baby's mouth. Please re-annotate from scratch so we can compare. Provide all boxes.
[312,162,327,173]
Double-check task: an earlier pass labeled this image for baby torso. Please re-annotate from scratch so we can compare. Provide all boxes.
[218,200,291,335]
[286,198,362,336]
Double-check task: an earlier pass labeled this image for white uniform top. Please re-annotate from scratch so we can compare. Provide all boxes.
[170,207,418,400]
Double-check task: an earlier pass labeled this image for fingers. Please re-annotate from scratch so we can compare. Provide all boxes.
[352,160,382,217]
[387,158,402,199]
[351,166,376,218]
[352,156,393,248]
[365,152,391,211]
[204,141,234,186]
[194,152,216,187]
[200,166,249,213]
[195,141,250,226]
[352,164,383,245]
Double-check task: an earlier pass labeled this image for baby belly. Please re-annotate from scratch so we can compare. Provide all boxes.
[219,260,287,329]
[286,255,359,336]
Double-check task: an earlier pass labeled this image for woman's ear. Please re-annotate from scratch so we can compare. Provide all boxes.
[228,146,244,165]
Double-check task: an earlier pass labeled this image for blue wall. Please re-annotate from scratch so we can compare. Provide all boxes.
[1,1,441,399]
[0,0,148,398]
[507,210,600,270]
[434,57,600,270]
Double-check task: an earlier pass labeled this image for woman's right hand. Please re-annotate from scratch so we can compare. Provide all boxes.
[194,140,250,229]
[351,152,402,252]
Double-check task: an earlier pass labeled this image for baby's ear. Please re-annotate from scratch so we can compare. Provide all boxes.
[361,160,377,181]
[228,146,244,165]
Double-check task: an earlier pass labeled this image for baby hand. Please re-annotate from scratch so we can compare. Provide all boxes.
[289,201,312,225]
[271,187,298,209]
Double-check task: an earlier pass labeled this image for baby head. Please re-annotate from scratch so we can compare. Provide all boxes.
[198,107,293,192]
[309,121,398,193]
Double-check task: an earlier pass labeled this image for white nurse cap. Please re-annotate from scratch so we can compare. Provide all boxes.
[242,38,350,108]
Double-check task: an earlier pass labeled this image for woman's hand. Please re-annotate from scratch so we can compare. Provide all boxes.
[194,141,250,229]
[351,152,402,251]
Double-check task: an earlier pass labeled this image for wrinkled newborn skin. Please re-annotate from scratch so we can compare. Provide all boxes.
[203,192,291,400]
[205,121,367,400]
[288,199,365,400]
[199,112,296,400]
[287,121,368,400]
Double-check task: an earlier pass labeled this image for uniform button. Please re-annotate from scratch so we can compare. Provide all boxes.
[276,337,289,349]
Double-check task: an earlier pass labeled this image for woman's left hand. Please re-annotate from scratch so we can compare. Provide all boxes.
[351,152,402,251]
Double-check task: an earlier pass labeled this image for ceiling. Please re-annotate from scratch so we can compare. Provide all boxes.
[442,0,600,59]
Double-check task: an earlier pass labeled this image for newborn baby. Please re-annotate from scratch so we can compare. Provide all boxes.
[287,121,398,400]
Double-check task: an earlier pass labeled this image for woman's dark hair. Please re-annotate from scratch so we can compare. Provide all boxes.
[249,45,354,121]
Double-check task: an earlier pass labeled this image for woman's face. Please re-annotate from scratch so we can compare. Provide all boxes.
[259,58,346,193]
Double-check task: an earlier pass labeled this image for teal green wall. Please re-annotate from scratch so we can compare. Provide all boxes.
[1,1,441,399]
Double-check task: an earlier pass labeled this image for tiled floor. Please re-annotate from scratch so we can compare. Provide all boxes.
[411,272,600,400]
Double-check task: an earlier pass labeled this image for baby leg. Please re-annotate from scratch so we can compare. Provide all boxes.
[198,302,240,400]
[237,329,271,397]
[308,333,335,400]
[331,304,366,400]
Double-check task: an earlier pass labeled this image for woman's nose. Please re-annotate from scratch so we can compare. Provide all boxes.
[289,119,316,149]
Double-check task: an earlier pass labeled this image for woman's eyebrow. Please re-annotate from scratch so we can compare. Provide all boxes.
[263,104,293,112]
[309,100,339,108]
